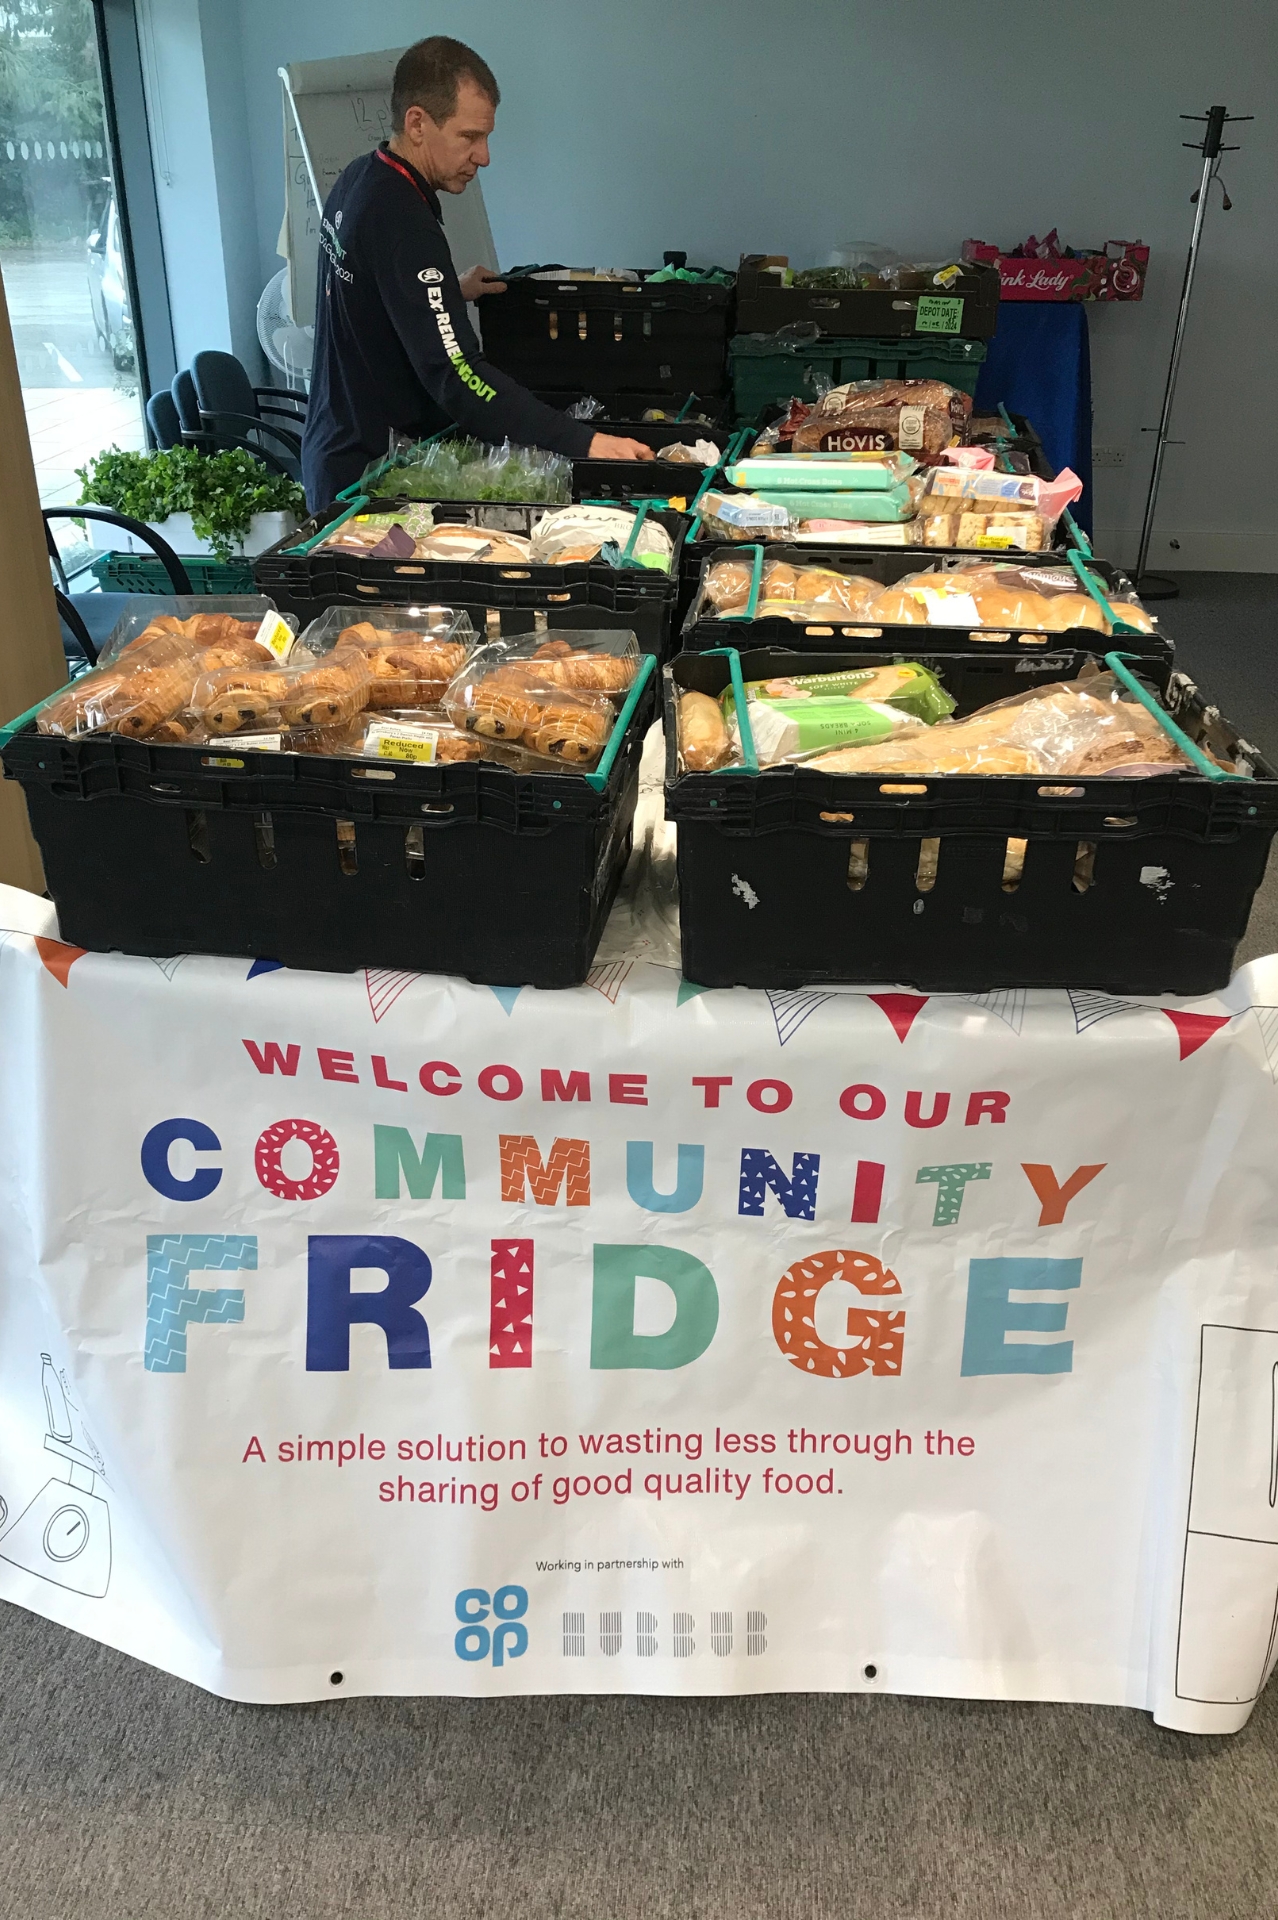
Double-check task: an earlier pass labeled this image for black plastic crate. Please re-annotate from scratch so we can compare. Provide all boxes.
[572,422,738,505]
[735,257,1001,340]
[533,390,729,427]
[253,502,689,658]
[664,646,1278,995]
[482,273,733,395]
[679,545,1168,664]
[2,670,656,989]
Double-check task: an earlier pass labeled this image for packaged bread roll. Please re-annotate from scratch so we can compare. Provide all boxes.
[679,691,732,771]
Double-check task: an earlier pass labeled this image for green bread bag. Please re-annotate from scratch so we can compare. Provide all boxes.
[742,661,955,726]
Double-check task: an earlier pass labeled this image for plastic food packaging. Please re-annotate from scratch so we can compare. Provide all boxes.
[695,489,794,542]
[742,484,914,523]
[696,555,881,620]
[491,630,640,698]
[355,714,487,764]
[413,526,533,565]
[193,653,373,737]
[298,605,476,708]
[733,697,920,765]
[39,605,302,742]
[444,648,615,767]
[743,662,956,726]
[321,505,436,555]
[870,563,1155,635]
[678,691,732,771]
[915,467,1083,551]
[790,380,972,456]
[727,453,916,493]
[807,670,1193,778]
[528,504,675,572]
[658,439,720,465]
[97,599,291,667]
[365,436,571,506]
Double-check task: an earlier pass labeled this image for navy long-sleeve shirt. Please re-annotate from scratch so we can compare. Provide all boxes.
[301,143,594,510]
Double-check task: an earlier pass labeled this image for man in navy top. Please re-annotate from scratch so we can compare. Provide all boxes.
[302,36,653,510]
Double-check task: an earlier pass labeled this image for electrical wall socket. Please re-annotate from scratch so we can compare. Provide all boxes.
[1093,447,1126,468]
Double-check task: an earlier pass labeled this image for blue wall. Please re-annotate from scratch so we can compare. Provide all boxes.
[213,0,1277,564]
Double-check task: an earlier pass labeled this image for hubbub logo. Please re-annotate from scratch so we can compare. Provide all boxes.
[418,266,443,284]
[455,1584,528,1665]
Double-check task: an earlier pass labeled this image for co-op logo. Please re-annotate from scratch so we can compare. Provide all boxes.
[455,1584,528,1665]
[418,266,443,285]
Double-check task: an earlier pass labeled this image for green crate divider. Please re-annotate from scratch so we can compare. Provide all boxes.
[87,552,257,595]
[728,333,987,426]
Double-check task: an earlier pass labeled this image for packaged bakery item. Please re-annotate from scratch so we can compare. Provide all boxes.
[413,526,534,565]
[490,629,641,698]
[727,453,917,492]
[97,597,293,667]
[320,504,436,557]
[732,696,922,766]
[741,662,955,726]
[914,467,1083,551]
[528,504,675,572]
[790,380,972,456]
[870,563,1155,635]
[678,690,733,771]
[192,653,373,738]
[443,648,615,767]
[695,555,880,621]
[297,604,476,708]
[694,489,795,543]
[37,604,300,743]
[807,668,1193,779]
[354,714,487,764]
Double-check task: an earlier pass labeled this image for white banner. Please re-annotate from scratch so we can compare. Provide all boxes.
[1,880,1277,1731]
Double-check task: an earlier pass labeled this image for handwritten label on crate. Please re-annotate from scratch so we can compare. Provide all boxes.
[915,295,965,335]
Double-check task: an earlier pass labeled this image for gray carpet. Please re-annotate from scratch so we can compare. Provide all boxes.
[3,573,1278,1920]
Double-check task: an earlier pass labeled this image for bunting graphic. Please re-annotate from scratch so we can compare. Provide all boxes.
[365,969,419,1024]
[34,937,87,987]
[962,988,1028,1035]
[1067,990,1142,1034]
[586,960,633,1006]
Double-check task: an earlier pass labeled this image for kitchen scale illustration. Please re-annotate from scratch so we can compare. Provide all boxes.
[1177,1324,1278,1704]
[0,1353,112,1598]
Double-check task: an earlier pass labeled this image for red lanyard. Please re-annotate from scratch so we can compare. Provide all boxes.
[375,146,435,208]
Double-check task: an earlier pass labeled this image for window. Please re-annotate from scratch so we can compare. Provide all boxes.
[0,0,151,517]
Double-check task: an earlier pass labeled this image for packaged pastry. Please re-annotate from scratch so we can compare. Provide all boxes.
[193,654,373,737]
[298,604,476,708]
[790,380,972,456]
[478,629,640,698]
[443,649,615,767]
[97,597,292,667]
[38,603,297,742]
[413,526,534,565]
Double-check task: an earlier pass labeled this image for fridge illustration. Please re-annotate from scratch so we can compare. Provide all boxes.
[0,1354,112,1599]
[1176,1324,1278,1705]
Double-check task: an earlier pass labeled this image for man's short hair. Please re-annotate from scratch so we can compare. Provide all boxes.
[391,37,499,132]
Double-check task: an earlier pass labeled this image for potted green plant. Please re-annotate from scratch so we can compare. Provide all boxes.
[76,446,306,561]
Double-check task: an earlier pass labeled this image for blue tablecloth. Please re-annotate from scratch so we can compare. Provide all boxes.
[974,304,1093,534]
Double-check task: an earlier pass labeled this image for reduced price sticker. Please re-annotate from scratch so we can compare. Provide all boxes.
[915,294,964,334]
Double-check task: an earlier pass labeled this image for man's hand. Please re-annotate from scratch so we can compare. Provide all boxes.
[588,434,655,461]
[458,265,507,300]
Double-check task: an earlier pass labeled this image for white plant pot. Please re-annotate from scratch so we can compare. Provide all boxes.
[96,511,297,558]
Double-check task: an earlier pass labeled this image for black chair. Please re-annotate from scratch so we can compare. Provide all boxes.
[146,388,181,450]
[171,363,298,477]
[43,508,193,671]
[190,349,306,479]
